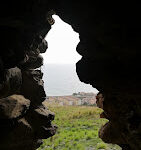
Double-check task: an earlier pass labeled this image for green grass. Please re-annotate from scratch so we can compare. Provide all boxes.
[37,105,121,150]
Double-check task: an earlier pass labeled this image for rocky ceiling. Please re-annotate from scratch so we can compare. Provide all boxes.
[0,1,141,150]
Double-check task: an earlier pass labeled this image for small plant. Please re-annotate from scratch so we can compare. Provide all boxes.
[97,142,107,149]
[86,132,93,140]
[74,136,79,141]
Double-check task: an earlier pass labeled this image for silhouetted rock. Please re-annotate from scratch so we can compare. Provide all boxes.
[0,1,56,149]
[0,67,22,98]
[21,70,46,107]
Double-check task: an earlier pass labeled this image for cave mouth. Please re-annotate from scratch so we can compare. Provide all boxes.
[39,15,121,150]
[42,15,98,96]
[1,2,140,150]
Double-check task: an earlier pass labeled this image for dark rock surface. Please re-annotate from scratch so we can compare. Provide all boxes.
[1,0,141,150]
[0,1,57,150]
[54,2,141,150]
[0,67,22,98]
[0,94,30,119]
[21,70,46,107]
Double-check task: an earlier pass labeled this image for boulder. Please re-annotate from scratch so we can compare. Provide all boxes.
[0,94,30,119]
[21,70,46,106]
[0,67,22,99]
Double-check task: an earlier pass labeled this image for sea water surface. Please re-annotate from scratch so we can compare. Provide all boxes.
[42,64,98,96]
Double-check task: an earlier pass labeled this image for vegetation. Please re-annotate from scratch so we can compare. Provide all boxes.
[38,105,121,150]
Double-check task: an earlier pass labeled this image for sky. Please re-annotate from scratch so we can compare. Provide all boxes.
[42,15,82,64]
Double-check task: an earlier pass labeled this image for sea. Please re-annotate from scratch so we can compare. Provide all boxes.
[42,64,98,96]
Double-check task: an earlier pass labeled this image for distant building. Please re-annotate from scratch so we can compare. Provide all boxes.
[69,101,73,105]
[46,92,97,106]
[59,102,64,106]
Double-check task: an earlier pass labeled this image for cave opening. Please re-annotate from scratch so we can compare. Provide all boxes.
[1,2,140,150]
[42,15,98,96]
[39,15,121,150]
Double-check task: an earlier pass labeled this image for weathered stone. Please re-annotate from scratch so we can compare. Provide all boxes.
[0,100,56,150]
[39,39,48,53]
[0,117,33,150]
[0,67,22,99]
[99,121,126,145]
[25,105,57,139]
[20,54,43,70]
[0,94,30,119]
[21,70,46,106]
[0,1,56,150]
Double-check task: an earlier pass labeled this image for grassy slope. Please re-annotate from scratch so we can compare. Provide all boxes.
[38,105,121,150]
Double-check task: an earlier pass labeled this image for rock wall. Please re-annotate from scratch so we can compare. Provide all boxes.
[54,1,141,150]
[1,1,141,150]
[0,1,57,150]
